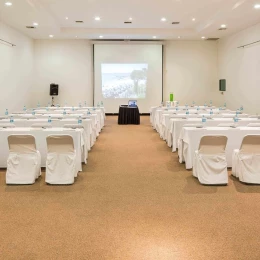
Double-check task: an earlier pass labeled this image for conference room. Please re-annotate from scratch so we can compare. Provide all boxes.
[1,0,260,259]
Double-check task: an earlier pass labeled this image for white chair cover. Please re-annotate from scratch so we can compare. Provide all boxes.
[45,135,77,184]
[217,123,235,127]
[232,135,260,183]
[247,123,260,127]
[63,124,84,129]
[6,135,41,184]
[0,123,16,128]
[193,135,228,185]
[31,123,52,128]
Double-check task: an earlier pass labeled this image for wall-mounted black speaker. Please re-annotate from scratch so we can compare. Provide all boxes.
[50,84,59,96]
[219,79,226,91]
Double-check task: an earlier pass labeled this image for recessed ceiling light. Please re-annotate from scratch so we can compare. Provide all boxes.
[254,4,260,9]
[221,24,226,28]
[33,22,38,26]
[192,18,196,21]
[161,17,167,22]
[129,17,132,21]
[5,2,12,6]
[99,35,103,38]
[201,36,206,39]
[75,36,78,38]
[49,35,54,38]
[178,36,181,39]
[153,36,157,39]
[95,16,101,21]
[65,17,69,20]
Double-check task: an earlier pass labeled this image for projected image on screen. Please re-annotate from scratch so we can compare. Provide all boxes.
[102,64,148,99]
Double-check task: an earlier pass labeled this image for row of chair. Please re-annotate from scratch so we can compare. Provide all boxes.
[193,135,260,185]
[6,135,78,185]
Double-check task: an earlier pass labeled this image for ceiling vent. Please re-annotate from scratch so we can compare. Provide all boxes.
[206,38,219,41]
[172,22,180,24]
[26,26,36,29]
[124,21,132,24]
[219,27,227,31]
[75,21,84,23]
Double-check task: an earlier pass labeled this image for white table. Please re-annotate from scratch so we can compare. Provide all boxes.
[169,118,260,151]
[0,127,86,171]
[178,126,260,169]
[0,118,93,151]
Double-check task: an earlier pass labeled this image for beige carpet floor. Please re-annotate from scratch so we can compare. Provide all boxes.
[0,116,260,260]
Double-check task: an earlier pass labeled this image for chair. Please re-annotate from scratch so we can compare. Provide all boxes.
[31,123,52,129]
[6,135,41,184]
[63,124,84,129]
[247,123,260,127]
[183,124,203,128]
[232,135,260,183]
[46,135,77,184]
[193,135,228,185]
[217,123,235,127]
[0,123,16,128]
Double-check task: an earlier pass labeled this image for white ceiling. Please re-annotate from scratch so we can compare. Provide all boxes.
[0,0,260,40]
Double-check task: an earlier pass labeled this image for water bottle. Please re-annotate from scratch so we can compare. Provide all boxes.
[233,116,238,127]
[87,109,91,115]
[197,106,200,112]
[48,116,52,124]
[240,105,244,112]
[37,102,40,108]
[219,107,222,111]
[204,103,207,108]
[101,101,103,107]
[46,106,49,112]
[202,115,207,126]
[78,116,82,124]
[192,101,195,106]
[210,100,212,106]
[236,109,240,116]
[32,109,36,116]
[63,109,66,116]
[210,109,213,115]
[10,116,14,123]
[175,106,179,112]
[23,105,26,111]
[84,101,87,107]
[5,109,8,116]
[97,102,100,108]
[185,104,188,109]
[72,106,75,111]
[186,109,189,116]
[224,102,227,108]
[79,102,82,108]
[48,102,50,107]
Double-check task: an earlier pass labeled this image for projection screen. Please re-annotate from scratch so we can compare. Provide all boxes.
[94,43,163,113]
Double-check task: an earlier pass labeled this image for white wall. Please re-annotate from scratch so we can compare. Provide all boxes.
[33,40,93,107]
[218,22,260,114]
[33,40,220,110]
[0,22,34,114]
[164,41,222,106]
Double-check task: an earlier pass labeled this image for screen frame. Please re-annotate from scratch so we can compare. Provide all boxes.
[93,42,164,114]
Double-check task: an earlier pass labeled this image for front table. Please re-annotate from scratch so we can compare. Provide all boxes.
[118,105,140,125]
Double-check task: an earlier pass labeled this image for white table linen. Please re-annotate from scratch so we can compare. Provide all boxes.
[169,118,260,151]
